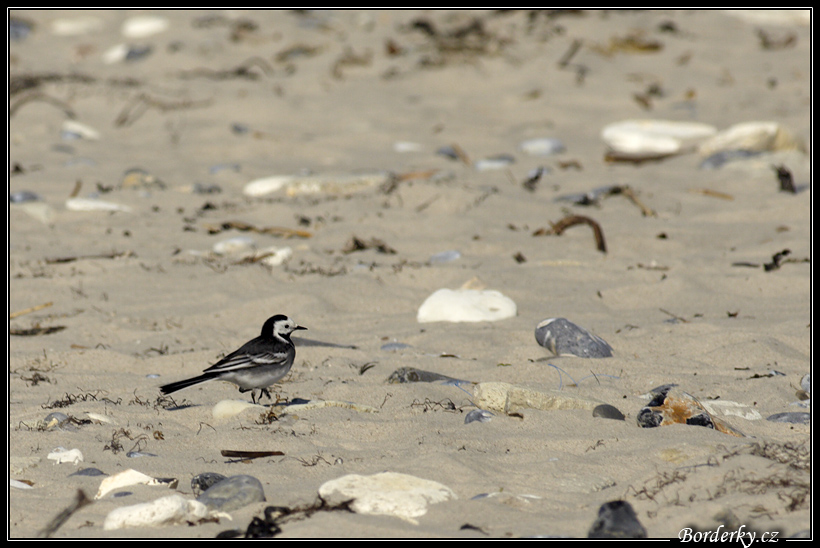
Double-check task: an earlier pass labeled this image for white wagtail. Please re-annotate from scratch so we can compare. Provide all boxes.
[160,315,306,404]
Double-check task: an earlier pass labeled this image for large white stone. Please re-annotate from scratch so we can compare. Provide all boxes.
[319,472,456,523]
[417,288,517,323]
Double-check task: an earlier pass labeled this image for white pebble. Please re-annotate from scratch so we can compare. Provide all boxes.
[121,15,169,38]
[47,447,83,465]
[103,495,209,530]
[518,137,565,156]
[50,16,103,36]
[61,120,101,140]
[212,236,255,256]
[417,288,517,323]
[66,197,131,212]
[259,246,293,267]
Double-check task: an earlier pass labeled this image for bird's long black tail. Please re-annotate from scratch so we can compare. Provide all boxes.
[159,373,216,396]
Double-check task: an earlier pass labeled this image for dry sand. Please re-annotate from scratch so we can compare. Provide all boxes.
[8,9,811,539]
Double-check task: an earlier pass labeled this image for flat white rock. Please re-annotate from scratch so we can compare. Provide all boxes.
[417,288,517,323]
[103,495,209,530]
[319,472,456,523]
[601,119,717,158]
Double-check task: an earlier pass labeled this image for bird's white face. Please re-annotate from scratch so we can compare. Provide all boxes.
[273,317,299,336]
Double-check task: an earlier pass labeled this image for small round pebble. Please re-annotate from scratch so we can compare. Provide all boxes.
[592,404,625,421]
[465,409,493,424]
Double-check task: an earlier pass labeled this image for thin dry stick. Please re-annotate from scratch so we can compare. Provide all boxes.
[10,301,53,319]
[620,185,656,217]
[37,489,93,538]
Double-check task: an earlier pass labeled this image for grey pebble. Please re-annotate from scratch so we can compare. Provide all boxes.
[474,154,515,171]
[126,451,158,458]
[192,472,227,496]
[699,149,761,170]
[69,467,107,477]
[10,191,42,203]
[380,342,411,352]
[465,409,493,424]
[535,318,613,358]
[588,500,647,539]
[429,250,461,264]
[766,412,810,424]
[592,404,625,421]
[197,475,266,513]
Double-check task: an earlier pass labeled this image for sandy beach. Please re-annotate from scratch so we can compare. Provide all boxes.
[9,10,811,539]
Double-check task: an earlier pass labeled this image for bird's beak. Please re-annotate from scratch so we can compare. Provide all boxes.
[296,325,307,331]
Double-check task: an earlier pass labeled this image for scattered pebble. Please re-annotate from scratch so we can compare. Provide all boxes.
[50,16,103,36]
[592,404,625,421]
[381,342,412,351]
[464,409,493,424]
[518,137,565,156]
[766,412,810,424]
[699,149,761,170]
[417,288,517,323]
[126,451,158,458]
[197,475,266,513]
[9,17,35,41]
[601,119,717,160]
[554,185,619,206]
[636,385,745,437]
[212,236,255,256]
[318,472,456,523]
[121,168,166,190]
[65,197,131,212]
[61,120,100,141]
[588,500,647,538]
[121,15,169,38]
[393,141,423,153]
[9,190,42,203]
[69,468,107,477]
[535,318,613,358]
[428,250,461,264]
[474,154,515,171]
